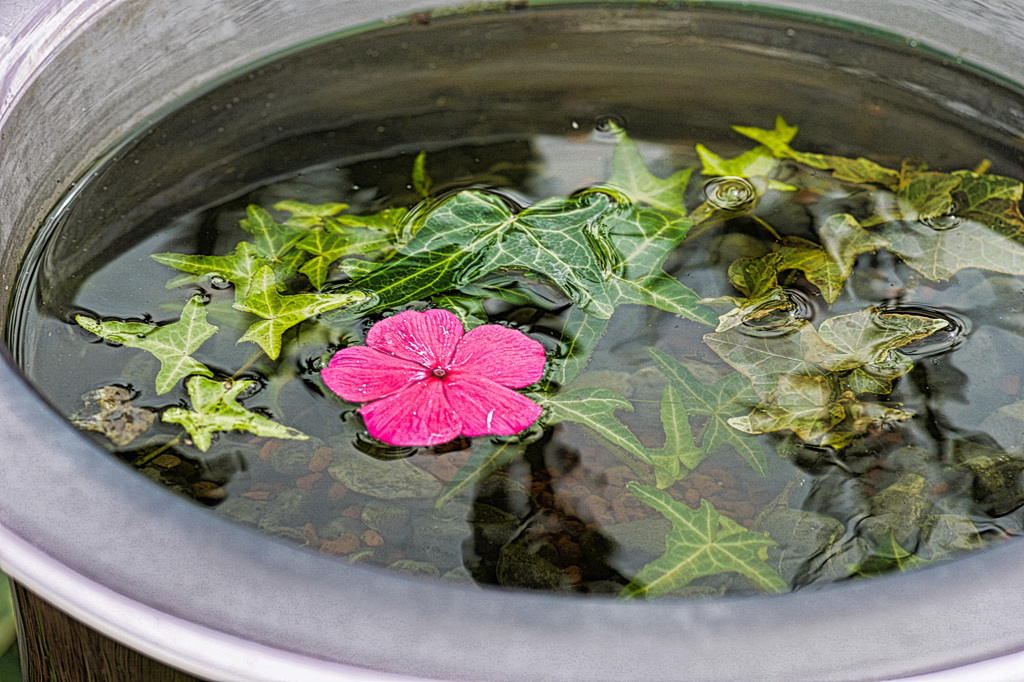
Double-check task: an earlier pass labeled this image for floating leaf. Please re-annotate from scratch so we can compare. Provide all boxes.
[704,253,794,332]
[818,307,948,374]
[647,347,768,476]
[621,483,785,598]
[273,200,349,229]
[75,295,216,394]
[896,166,962,221]
[605,123,691,213]
[70,385,155,447]
[879,217,1024,280]
[345,190,620,317]
[733,116,901,188]
[234,265,368,359]
[412,151,433,199]
[728,373,846,442]
[240,204,308,260]
[152,241,269,301]
[703,322,832,398]
[162,375,308,452]
[296,227,392,289]
[952,170,1024,233]
[695,142,795,191]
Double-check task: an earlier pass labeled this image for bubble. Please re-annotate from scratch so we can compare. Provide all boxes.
[209,275,231,290]
[703,176,758,212]
[593,114,627,133]
[920,213,963,230]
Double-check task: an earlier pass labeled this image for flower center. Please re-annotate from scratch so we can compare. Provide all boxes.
[431,367,448,379]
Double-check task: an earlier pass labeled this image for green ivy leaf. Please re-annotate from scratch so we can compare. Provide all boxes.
[412,151,433,199]
[605,123,692,214]
[273,200,350,229]
[152,241,270,301]
[621,483,785,598]
[733,116,901,189]
[952,170,1024,233]
[541,387,653,467]
[345,190,620,317]
[240,204,309,260]
[695,142,795,191]
[728,373,846,442]
[75,295,216,394]
[162,375,308,452]
[296,227,393,290]
[703,253,794,332]
[879,217,1024,280]
[818,307,948,374]
[234,265,368,359]
[703,322,833,398]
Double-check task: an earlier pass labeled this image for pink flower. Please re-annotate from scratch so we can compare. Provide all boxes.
[321,309,546,446]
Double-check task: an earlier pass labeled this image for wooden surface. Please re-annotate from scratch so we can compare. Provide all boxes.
[11,580,207,682]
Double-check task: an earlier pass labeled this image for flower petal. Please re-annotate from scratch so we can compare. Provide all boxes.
[450,324,546,388]
[443,375,542,437]
[366,309,464,368]
[359,378,461,446]
[321,346,428,403]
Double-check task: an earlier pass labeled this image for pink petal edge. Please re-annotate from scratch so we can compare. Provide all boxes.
[365,309,464,368]
[443,374,542,437]
[321,346,427,403]
[450,323,546,388]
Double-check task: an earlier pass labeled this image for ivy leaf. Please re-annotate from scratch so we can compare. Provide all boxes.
[234,265,368,359]
[239,204,308,260]
[343,190,621,317]
[879,217,1024,280]
[695,142,795,191]
[541,387,653,469]
[545,307,611,389]
[273,200,350,229]
[896,166,963,221]
[646,384,707,488]
[703,253,794,332]
[703,322,833,398]
[647,347,768,477]
[819,400,914,450]
[605,123,691,213]
[728,373,846,442]
[162,375,308,452]
[733,116,901,189]
[621,483,785,598]
[296,227,393,289]
[152,241,270,302]
[75,295,216,394]
[952,170,1024,233]
[412,151,433,199]
[818,307,948,374]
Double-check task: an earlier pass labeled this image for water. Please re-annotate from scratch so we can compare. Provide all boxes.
[9,4,1024,597]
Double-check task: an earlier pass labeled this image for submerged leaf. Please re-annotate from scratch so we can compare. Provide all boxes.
[879,217,1024,280]
[818,307,948,374]
[647,347,768,476]
[162,375,308,452]
[75,295,216,394]
[621,483,785,598]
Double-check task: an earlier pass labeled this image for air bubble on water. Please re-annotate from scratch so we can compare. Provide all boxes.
[703,176,759,212]
[571,120,580,130]
[209,275,231,290]
[921,213,963,231]
[593,114,627,136]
